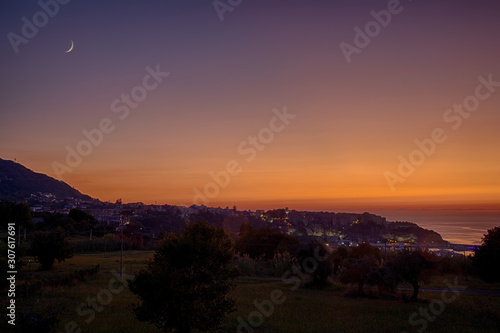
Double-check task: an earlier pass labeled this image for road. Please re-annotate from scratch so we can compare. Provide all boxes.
[398,287,500,295]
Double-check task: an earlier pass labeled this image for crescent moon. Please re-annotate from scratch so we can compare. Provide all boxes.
[64,40,74,53]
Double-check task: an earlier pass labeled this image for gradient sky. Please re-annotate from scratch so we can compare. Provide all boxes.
[1,0,500,217]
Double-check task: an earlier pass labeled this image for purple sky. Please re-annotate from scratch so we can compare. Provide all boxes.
[1,1,500,221]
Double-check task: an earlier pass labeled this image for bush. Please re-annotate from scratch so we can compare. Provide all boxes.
[388,248,437,301]
[30,231,74,270]
[297,242,333,288]
[235,253,263,276]
[272,251,295,277]
[339,243,382,294]
[235,223,299,259]
[129,221,239,333]
[473,226,500,282]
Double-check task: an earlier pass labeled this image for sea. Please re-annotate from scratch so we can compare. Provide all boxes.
[375,209,499,245]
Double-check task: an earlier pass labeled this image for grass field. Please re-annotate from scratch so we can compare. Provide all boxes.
[18,250,500,333]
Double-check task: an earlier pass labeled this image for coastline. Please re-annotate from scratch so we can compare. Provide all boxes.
[379,211,499,245]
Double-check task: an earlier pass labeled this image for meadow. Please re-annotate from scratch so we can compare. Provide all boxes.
[13,250,497,333]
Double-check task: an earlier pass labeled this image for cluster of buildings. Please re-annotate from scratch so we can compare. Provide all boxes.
[25,193,467,254]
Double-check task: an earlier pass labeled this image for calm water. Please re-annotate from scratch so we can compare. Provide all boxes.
[376,210,499,245]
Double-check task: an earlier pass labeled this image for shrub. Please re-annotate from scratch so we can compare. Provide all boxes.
[30,231,74,270]
[235,253,263,276]
[473,226,500,282]
[129,221,239,333]
[272,251,295,277]
[297,242,334,288]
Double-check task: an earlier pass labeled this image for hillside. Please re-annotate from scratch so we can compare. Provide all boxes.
[0,158,91,201]
[0,158,447,244]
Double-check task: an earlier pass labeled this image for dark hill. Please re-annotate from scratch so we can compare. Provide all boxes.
[0,158,91,201]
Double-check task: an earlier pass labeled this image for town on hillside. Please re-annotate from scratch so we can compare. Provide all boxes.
[23,191,472,256]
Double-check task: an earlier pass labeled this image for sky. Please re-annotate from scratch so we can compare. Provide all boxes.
[1,0,500,219]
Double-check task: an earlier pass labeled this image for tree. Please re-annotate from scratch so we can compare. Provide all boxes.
[352,242,382,259]
[68,208,98,231]
[473,226,500,282]
[30,231,74,270]
[341,255,381,294]
[339,243,382,294]
[0,201,33,230]
[129,221,239,333]
[389,248,436,301]
[297,241,333,288]
[332,245,349,274]
[367,265,399,295]
[235,224,299,259]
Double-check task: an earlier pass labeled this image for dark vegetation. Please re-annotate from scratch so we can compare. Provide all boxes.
[473,226,500,283]
[29,231,75,270]
[235,223,299,258]
[33,208,98,233]
[129,221,239,333]
[0,201,499,332]
[0,201,33,230]
[339,243,383,294]
[296,241,334,288]
[131,209,186,235]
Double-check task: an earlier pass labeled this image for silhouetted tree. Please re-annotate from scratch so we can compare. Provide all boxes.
[473,226,500,282]
[239,222,253,237]
[297,241,333,288]
[0,201,33,230]
[33,212,72,231]
[30,231,74,270]
[189,210,224,228]
[352,242,382,259]
[339,243,382,294]
[389,248,436,301]
[68,208,98,231]
[332,245,349,274]
[235,225,299,259]
[341,256,381,294]
[129,221,239,333]
[367,265,399,295]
